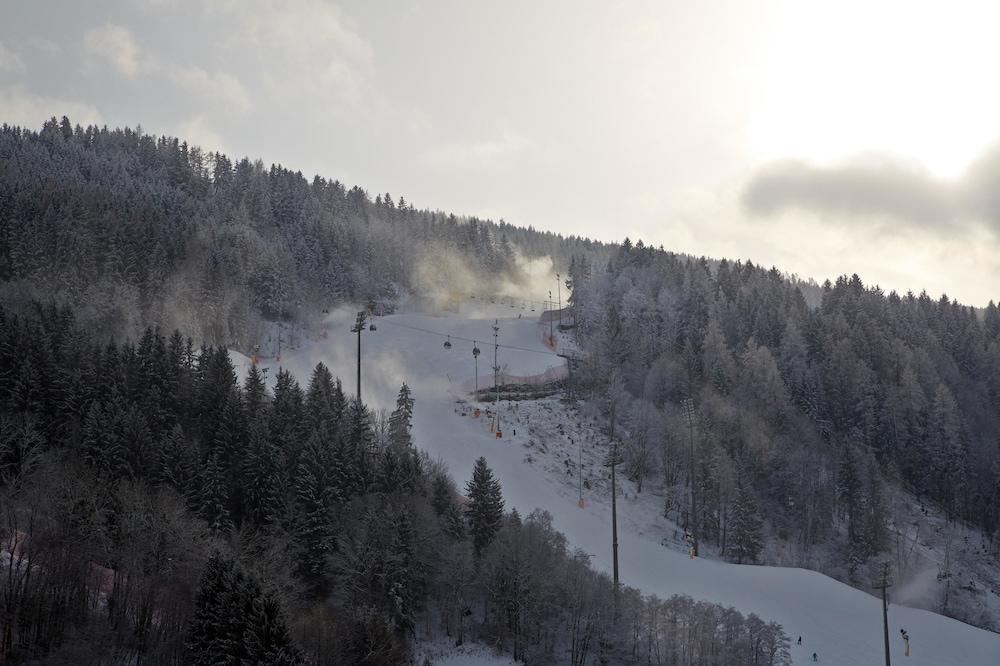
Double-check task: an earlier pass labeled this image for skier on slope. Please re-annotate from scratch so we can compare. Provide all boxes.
[812,653,818,662]
[797,636,802,645]
[900,629,910,656]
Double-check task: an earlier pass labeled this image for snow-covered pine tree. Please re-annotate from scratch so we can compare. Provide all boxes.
[243,363,269,418]
[187,553,302,664]
[377,444,413,493]
[294,432,334,596]
[388,382,414,449]
[212,388,246,463]
[731,475,763,563]
[186,553,238,661]
[199,453,232,533]
[157,423,198,502]
[386,506,421,633]
[270,368,305,457]
[82,400,126,477]
[243,593,303,665]
[837,446,866,576]
[119,402,151,480]
[241,418,286,526]
[340,397,374,492]
[465,457,504,557]
[305,362,345,437]
[860,461,887,559]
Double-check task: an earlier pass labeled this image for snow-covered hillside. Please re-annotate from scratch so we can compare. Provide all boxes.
[232,300,1000,665]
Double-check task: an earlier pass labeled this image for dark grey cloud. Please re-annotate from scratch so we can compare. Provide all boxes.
[743,145,1000,235]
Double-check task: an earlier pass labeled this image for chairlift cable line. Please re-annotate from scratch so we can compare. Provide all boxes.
[374,318,564,357]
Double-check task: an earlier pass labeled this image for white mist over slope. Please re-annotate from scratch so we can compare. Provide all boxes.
[231,300,1000,666]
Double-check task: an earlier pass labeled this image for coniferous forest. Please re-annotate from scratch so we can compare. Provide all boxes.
[1,117,999,660]
[0,119,797,663]
[0,119,602,345]
[566,243,1000,601]
[0,304,788,664]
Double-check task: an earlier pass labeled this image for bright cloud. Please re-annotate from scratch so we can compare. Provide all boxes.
[0,41,25,73]
[83,24,144,78]
[420,131,537,170]
[169,66,251,113]
[0,85,101,127]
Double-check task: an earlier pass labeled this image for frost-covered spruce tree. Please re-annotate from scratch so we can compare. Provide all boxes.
[341,397,375,492]
[241,418,286,526]
[379,383,421,492]
[731,476,762,563]
[388,382,414,448]
[243,363,269,418]
[294,432,333,596]
[242,585,303,664]
[465,457,504,557]
[82,400,126,478]
[305,362,344,437]
[270,368,305,457]
[212,389,246,462]
[186,553,236,661]
[837,446,866,575]
[157,423,198,501]
[199,452,232,533]
[861,461,887,555]
[81,401,109,471]
[187,553,302,664]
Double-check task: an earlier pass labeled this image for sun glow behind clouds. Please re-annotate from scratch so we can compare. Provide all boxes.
[748,0,1000,179]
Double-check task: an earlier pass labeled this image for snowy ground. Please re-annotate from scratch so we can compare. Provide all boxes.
[502,396,1000,634]
[232,299,1000,665]
[412,638,519,666]
[884,490,1000,632]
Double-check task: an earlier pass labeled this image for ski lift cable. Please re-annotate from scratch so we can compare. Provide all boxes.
[375,319,562,357]
[471,293,559,308]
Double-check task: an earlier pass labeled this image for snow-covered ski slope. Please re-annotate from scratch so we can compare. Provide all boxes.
[233,303,1000,665]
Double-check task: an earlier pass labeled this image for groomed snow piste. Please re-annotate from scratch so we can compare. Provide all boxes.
[233,302,1000,665]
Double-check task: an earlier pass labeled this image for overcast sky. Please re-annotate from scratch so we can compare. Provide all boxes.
[2,0,998,305]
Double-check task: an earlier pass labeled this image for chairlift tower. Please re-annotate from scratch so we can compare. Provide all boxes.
[492,320,501,434]
[557,272,562,328]
[350,310,375,402]
[473,341,481,401]
[548,290,554,344]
